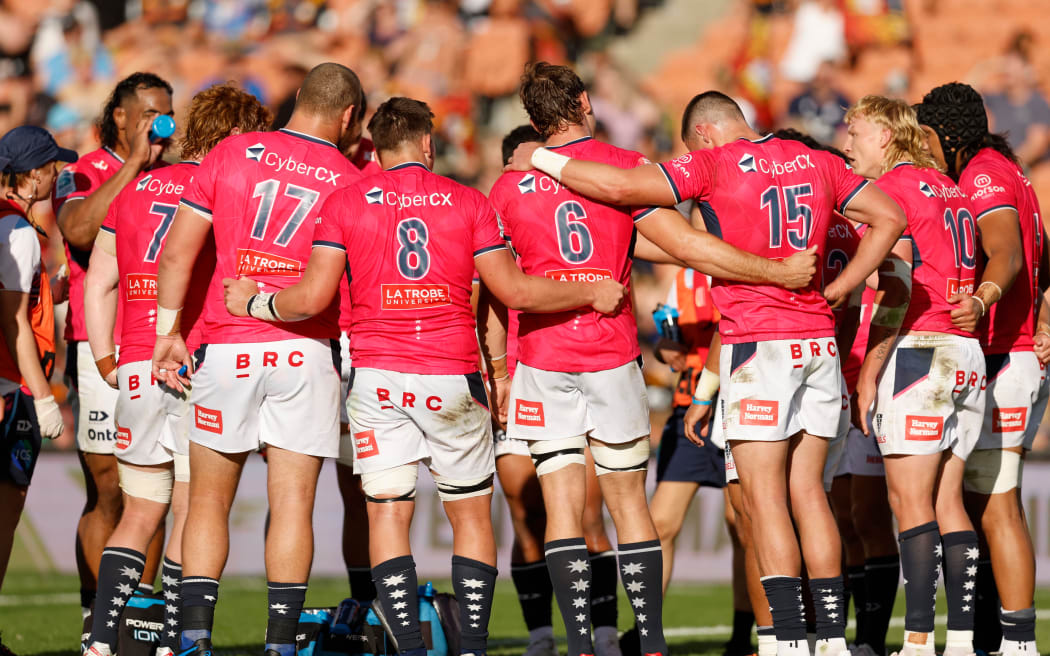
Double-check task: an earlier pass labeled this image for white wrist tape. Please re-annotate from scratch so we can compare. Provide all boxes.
[531,147,571,182]
[247,291,283,322]
[693,367,720,402]
[156,305,181,336]
[977,280,1003,303]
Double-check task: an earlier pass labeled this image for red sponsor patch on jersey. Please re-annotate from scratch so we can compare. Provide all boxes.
[544,268,614,283]
[739,399,778,426]
[115,425,131,450]
[354,430,379,458]
[236,248,302,277]
[380,284,451,310]
[194,405,223,434]
[992,407,1027,433]
[515,399,545,426]
[124,273,157,301]
[946,278,975,298]
[905,415,943,440]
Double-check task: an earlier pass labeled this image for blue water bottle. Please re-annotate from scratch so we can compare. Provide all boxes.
[150,115,175,142]
[652,303,682,344]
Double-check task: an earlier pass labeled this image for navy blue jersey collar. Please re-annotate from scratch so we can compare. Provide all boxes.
[741,134,774,144]
[547,136,593,150]
[102,146,125,163]
[179,160,200,166]
[892,161,914,169]
[387,161,430,171]
[279,128,337,149]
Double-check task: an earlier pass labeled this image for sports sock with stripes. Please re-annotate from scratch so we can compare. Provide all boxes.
[545,538,594,656]
[452,555,498,654]
[898,522,939,636]
[1000,606,1037,647]
[809,576,848,653]
[180,576,219,650]
[372,556,426,653]
[265,581,307,656]
[760,575,806,648]
[619,540,667,656]
[159,558,182,651]
[510,560,554,631]
[89,547,146,649]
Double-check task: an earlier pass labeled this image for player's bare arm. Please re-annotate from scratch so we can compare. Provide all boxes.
[824,184,908,304]
[474,246,626,315]
[636,207,817,288]
[153,205,211,390]
[1035,294,1050,365]
[948,207,1023,332]
[83,230,120,388]
[853,241,912,434]
[58,116,162,250]
[507,141,678,208]
[223,245,345,321]
[683,331,720,446]
[631,228,687,266]
[476,284,510,425]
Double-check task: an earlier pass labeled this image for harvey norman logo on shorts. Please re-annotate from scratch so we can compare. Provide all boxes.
[993,407,1027,433]
[125,273,157,301]
[354,430,379,458]
[905,415,943,441]
[115,425,131,450]
[381,284,450,309]
[739,399,778,426]
[195,405,223,434]
[515,399,545,427]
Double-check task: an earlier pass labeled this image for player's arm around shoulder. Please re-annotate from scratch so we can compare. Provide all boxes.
[826,182,907,305]
[84,228,119,388]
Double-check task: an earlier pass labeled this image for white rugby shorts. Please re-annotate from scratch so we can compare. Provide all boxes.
[68,341,120,454]
[113,360,188,466]
[977,350,1050,451]
[494,426,531,458]
[188,338,342,457]
[872,334,985,458]
[506,359,650,444]
[720,337,842,442]
[336,331,355,467]
[346,367,494,480]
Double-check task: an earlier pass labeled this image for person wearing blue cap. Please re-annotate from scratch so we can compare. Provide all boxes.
[0,125,77,615]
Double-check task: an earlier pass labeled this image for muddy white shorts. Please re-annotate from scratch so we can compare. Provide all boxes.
[347,367,495,480]
[494,427,531,458]
[68,341,120,454]
[113,360,189,466]
[977,350,1050,451]
[720,337,843,442]
[337,331,355,467]
[188,339,342,457]
[506,359,650,444]
[872,334,985,458]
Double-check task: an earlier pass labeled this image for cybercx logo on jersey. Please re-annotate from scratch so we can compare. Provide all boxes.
[363,186,453,209]
[737,152,815,175]
[515,172,568,195]
[247,142,342,186]
[918,180,966,200]
[246,142,266,161]
[737,153,757,173]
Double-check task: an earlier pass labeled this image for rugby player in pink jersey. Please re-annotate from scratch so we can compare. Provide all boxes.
[53,72,174,615]
[843,95,985,656]
[507,88,907,656]
[916,83,1049,656]
[222,96,628,656]
[152,63,367,656]
[81,84,270,656]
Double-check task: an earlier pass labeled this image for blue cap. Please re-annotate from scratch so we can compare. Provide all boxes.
[0,126,78,174]
[151,115,176,140]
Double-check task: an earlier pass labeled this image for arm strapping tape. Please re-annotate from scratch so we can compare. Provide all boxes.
[531,147,570,182]
[247,292,284,322]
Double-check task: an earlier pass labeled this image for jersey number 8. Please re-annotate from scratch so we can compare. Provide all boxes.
[396,217,430,280]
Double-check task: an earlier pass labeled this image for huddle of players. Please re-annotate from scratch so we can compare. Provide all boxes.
[44,54,1043,656]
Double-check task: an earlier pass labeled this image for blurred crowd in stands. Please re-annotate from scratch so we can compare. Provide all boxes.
[3,0,1050,449]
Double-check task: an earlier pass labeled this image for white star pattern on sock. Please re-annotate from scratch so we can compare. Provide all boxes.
[402,621,409,626]
[466,592,483,601]
[640,628,648,637]
[460,578,486,589]
[934,544,943,557]
[271,603,288,614]
[472,624,479,629]
[106,621,115,628]
[571,579,589,592]
[168,631,176,638]
[164,590,178,600]
[467,604,481,612]
[108,609,119,617]
[579,627,588,635]
[621,562,644,576]
[119,565,141,579]
[963,594,972,602]
[626,580,644,593]
[470,615,480,621]
[167,604,177,615]
[390,589,407,599]
[162,575,178,586]
[203,595,216,602]
[829,612,839,620]
[824,603,838,610]
[383,574,407,587]
[572,597,587,609]
[567,559,589,573]
[964,580,975,590]
[117,583,134,595]
[168,618,177,626]
[576,614,586,623]
[965,547,980,560]
[966,565,977,577]
[962,605,971,612]
[632,597,645,608]
[393,601,407,610]
[398,613,409,619]
[637,614,646,624]
[822,595,838,603]
[112,597,126,607]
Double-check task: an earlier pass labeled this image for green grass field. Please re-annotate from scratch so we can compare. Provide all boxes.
[3,568,1050,656]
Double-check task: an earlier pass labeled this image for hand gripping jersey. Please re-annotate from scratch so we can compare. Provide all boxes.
[0,201,55,386]
[100,162,215,365]
[658,135,869,344]
[339,136,383,333]
[875,163,978,336]
[180,129,360,344]
[489,136,654,372]
[51,147,132,343]
[959,148,1045,354]
[313,161,506,374]
[665,268,719,408]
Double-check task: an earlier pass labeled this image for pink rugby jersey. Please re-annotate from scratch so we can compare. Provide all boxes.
[489,136,653,372]
[100,162,213,364]
[339,136,383,333]
[959,148,1044,353]
[313,161,506,374]
[180,129,358,344]
[658,135,869,344]
[875,162,978,336]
